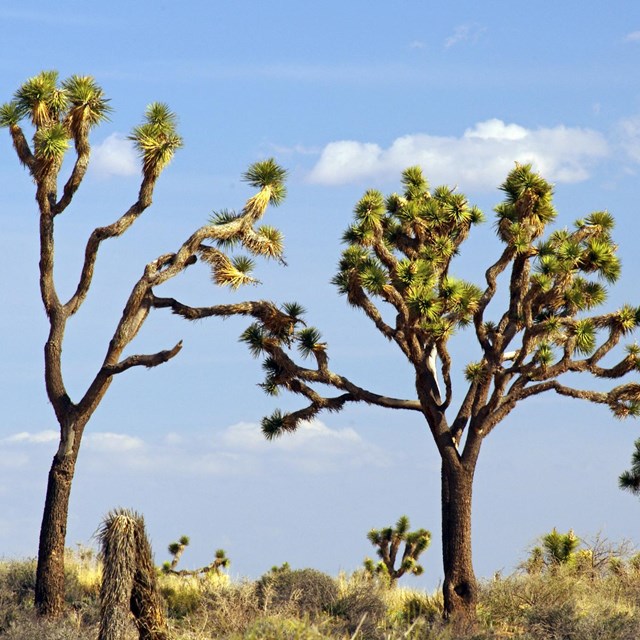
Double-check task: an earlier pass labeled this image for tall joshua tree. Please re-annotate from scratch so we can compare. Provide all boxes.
[225,164,640,623]
[2,71,290,617]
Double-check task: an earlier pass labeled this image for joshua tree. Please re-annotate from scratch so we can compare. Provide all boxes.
[619,439,640,495]
[162,535,230,576]
[364,515,431,584]
[231,164,640,623]
[2,71,290,617]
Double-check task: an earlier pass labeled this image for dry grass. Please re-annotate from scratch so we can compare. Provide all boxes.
[1,549,639,639]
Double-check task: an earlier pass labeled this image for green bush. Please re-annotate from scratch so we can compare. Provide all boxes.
[256,567,338,618]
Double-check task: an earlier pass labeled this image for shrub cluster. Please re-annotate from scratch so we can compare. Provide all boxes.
[1,544,640,639]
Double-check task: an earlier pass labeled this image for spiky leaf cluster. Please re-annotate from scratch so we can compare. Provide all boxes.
[129,102,183,178]
[333,165,484,345]
[1,71,112,171]
[619,439,640,495]
[243,158,287,206]
[495,163,556,245]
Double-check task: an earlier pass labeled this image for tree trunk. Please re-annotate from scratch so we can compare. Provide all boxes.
[35,442,80,617]
[441,458,478,626]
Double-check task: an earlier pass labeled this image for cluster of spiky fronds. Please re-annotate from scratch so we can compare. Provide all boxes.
[619,438,640,495]
[332,166,484,343]
[199,159,288,289]
[1,71,112,173]
[0,70,184,182]
[363,516,431,585]
[129,102,182,179]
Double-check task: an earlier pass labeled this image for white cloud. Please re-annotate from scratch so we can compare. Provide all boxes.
[616,115,640,163]
[624,31,640,43]
[445,24,486,49]
[218,419,390,473]
[73,420,390,476]
[90,133,139,178]
[2,430,58,444]
[307,119,609,189]
[221,420,361,453]
[84,432,144,453]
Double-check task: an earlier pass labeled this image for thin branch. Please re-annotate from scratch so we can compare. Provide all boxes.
[101,341,183,375]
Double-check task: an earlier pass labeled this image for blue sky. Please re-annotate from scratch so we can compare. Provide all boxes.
[1,1,640,588]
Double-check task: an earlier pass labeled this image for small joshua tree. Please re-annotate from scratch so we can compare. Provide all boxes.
[363,515,431,585]
[162,535,230,577]
[619,439,640,496]
[524,528,581,574]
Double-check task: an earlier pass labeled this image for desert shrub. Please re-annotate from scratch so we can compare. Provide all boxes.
[329,571,388,639]
[383,585,443,627]
[256,567,338,618]
[572,605,640,640]
[161,582,202,619]
[0,558,37,606]
[164,577,262,638]
[0,559,37,633]
[226,616,333,640]
[63,561,101,625]
[0,613,99,640]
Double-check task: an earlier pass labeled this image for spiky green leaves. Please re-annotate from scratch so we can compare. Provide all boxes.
[34,123,69,162]
[243,159,287,206]
[465,361,487,383]
[129,102,182,178]
[240,323,268,357]
[570,319,596,356]
[297,327,325,358]
[401,166,429,200]
[619,439,640,495]
[200,247,257,289]
[13,70,64,126]
[0,102,21,128]
[354,189,385,230]
[496,164,556,245]
[262,410,291,440]
[3,71,110,136]
[63,75,111,138]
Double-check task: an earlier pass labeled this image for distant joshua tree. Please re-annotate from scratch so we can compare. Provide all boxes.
[364,515,431,584]
[162,535,230,577]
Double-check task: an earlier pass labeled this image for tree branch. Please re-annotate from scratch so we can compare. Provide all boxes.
[8,124,35,170]
[64,175,159,316]
[101,341,183,375]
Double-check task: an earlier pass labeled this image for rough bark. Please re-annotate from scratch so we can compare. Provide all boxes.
[35,432,82,616]
[441,458,478,626]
